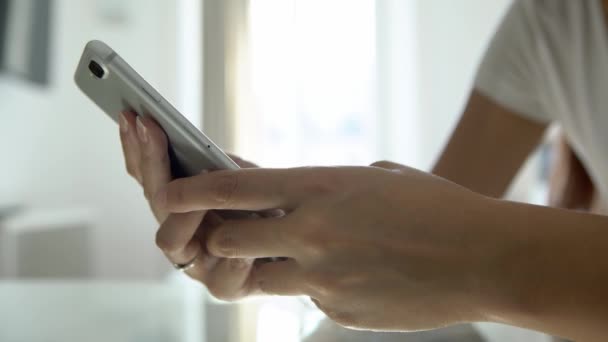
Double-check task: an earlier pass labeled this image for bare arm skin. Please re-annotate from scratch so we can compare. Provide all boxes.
[421,90,607,340]
[120,89,608,341]
[154,161,608,342]
[482,198,608,342]
[433,90,547,197]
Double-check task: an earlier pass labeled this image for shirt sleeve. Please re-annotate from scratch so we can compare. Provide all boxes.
[474,0,551,124]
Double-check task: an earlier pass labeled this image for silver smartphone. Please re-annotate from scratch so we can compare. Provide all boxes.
[75,41,283,263]
[74,40,239,177]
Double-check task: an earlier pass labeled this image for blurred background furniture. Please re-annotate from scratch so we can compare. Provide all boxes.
[0,207,208,342]
[0,207,95,278]
[0,281,206,342]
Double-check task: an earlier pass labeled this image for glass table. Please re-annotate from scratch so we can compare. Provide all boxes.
[0,280,206,342]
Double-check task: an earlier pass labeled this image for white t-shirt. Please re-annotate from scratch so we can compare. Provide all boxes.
[475,0,608,203]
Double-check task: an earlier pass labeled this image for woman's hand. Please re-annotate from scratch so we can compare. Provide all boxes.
[154,161,506,331]
[118,111,263,300]
[118,112,171,223]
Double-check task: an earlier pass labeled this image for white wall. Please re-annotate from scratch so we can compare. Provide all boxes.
[0,0,180,279]
[415,0,513,169]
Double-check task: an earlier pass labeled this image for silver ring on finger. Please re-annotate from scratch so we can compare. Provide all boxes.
[173,251,200,272]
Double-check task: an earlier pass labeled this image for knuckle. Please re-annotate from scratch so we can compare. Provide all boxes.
[300,208,329,230]
[297,232,325,257]
[140,148,152,163]
[143,187,153,200]
[326,310,358,328]
[168,180,186,206]
[125,164,134,176]
[371,160,392,168]
[287,167,341,199]
[306,271,339,297]
[300,171,339,197]
[212,173,239,207]
[294,213,330,255]
[125,164,138,178]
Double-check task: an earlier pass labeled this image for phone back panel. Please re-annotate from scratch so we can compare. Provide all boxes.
[74,40,239,177]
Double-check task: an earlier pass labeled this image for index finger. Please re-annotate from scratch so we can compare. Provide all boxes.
[156,211,206,265]
[157,168,312,213]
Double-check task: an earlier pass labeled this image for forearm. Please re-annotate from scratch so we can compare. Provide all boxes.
[479,197,608,341]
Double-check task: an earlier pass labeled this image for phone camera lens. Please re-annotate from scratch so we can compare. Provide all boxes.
[88,60,105,79]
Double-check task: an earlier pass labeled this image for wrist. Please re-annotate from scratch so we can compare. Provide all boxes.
[461,196,541,325]
[460,196,608,340]
[470,197,575,329]
[433,193,517,324]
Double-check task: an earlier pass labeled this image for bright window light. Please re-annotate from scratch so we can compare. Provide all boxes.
[256,302,301,342]
[241,0,377,167]
[176,0,202,126]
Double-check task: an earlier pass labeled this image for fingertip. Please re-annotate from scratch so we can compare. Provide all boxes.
[141,116,169,148]
[121,111,138,125]
[181,238,202,264]
[118,112,129,134]
[120,110,131,118]
[206,225,241,259]
[121,111,140,137]
[119,111,139,136]
[206,232,228,258]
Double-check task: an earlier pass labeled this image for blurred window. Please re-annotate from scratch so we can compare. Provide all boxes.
[239,0,378,168]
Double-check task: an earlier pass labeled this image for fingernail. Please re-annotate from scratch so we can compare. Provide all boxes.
[136,116,148,143]
[119,112,129,134]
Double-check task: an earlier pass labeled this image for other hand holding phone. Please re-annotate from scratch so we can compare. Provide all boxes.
[75,40,271,299]
[119,111,264,300]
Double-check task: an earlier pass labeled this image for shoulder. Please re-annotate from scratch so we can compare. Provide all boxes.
[499,0,587,51]
[521,0,588,32]
[508,0,571,26]
[528,0,570,16]
[472,0,575,124]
